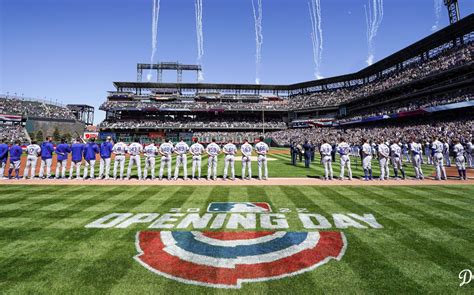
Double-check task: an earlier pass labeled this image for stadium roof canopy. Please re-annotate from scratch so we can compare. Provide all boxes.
[114,13,473,95]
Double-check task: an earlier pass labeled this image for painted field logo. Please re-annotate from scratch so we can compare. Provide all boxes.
[85,202,383,288]
[134,230,346,288]
[207,202,272,213]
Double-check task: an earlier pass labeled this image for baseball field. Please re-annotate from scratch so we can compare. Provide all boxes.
[0,182,473,293]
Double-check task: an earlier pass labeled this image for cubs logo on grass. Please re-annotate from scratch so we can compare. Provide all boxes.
[132,201,346,289]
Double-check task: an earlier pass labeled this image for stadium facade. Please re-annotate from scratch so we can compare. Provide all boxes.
[99,14,473,145]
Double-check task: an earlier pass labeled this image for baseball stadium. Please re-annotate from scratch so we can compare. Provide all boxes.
[1,0,473,293]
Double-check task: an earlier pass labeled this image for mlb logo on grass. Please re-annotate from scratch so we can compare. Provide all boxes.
[207,202,272,213]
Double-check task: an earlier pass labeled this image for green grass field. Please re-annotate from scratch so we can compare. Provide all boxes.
[0,185,472,294]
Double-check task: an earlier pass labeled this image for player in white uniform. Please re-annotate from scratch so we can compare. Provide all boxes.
[159,139,174,180]
[320,139,333,180]
[390,140,406,180]
[443,140,451,167]
[23,141,41,179]
[241,139,253,180]
[337,138,352,180]
[466,141,473,168]
[453,139,467,180]
[143,142,158,180]
[222,140,237,180]
[431,137,447,180]
[361,139,373,181]
[378,141,390,180]
[112,141,128,180]
[126,142,143,180]
[255,137,269,180]
[174,139,190,180]
[190,138,205,180]
[410,139,424,180]
[206,139,221,180]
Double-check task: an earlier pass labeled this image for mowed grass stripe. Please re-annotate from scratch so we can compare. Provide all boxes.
[348,187,472,276]
[359,186,472,244]
[324,187,455,291]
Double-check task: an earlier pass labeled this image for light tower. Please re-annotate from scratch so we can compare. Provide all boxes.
[444,0,460,24]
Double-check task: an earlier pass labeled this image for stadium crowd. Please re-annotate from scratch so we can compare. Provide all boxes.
[100,100,288,112]
[339,93,472,123]
[268,118,474,147]
[0,96,75,120]
[0,125,29,144]
[99,119,286,130]
[289,44,473,109]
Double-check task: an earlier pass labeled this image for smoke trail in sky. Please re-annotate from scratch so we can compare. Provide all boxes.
[251,0,263,84]
[195,0,204,81]
[364,0,384,66]
[308,0,323,79]
[147,0,161,81]
[432,0,443,31]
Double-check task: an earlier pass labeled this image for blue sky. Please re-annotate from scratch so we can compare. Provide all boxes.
[1,0,473,123]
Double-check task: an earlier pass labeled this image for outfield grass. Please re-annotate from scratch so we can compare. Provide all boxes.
[0,185,472,294]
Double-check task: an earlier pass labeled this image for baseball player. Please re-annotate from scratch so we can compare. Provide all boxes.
[453,139,467,180]
[390,140,406,180]
[206,139,221,180]
[8,141,23,179]
[320,139,333,180]
[190,138,205,180]
[377,141,390,180]
[143,142,158,180]
[337,138,352,180]
[69,138,84,179]
[443,140,451,167]
[83,138,99,180]
[361,138,373,181]
[431,137,447,180]
[424,141,432,165]
[241,139,253,180]
[159,139,174,180]
[0,138,8,179]
[39,136,54,179]
[222,139,237,180]
[55,138,71,179]
[255,136,269,180]
[112,140,128,180]
[98,136,114,180]
[402,142,410,163]
[23,140,41,179]
[410,139,424,180]
[466,140,473,168]
[126,141,143,180]
[174,139,190,180]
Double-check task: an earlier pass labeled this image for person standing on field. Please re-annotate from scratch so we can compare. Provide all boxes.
[112,140,127,180]
[320,139,333,180]
[83,138,99,180]
[190,138,205,180]
[159,139,174,180]
[55,138,71,179]
[222,139,237,181]
[255,136,269,180]
[126,141,143,180]
[206,139,221,181]
[241,139,253,180]
[39,136,54,179]
[24,140,41,179]
[69,138,84,179]
[98,136,113,180]
[143,142,158,180]
[174,139,190,180]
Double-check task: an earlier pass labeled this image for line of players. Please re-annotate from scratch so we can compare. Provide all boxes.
[0,136,270,181]
[313,137,469,181]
